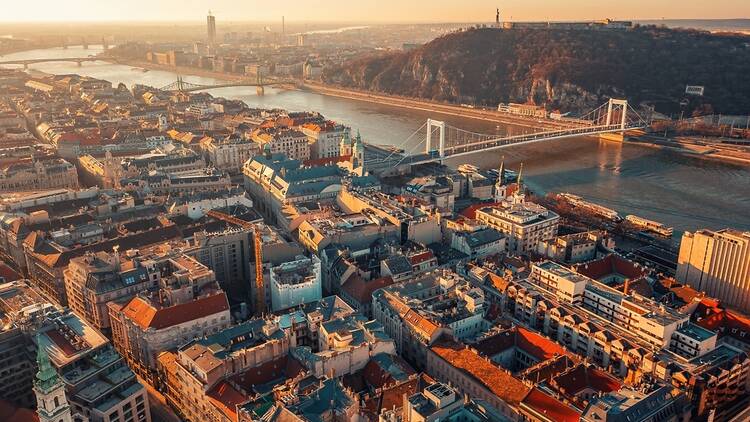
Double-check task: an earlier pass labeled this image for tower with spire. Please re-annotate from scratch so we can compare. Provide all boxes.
[102,149,121,189]
[512,162,526,204]
[352,130,364,170]
[34,335,73,422]
[339,129,352,157]
[494,157,507,201]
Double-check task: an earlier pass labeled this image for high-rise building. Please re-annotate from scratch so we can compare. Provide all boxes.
[677,229,750,312]
[207,11,217,47]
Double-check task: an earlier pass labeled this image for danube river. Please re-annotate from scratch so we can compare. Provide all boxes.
[3,46,750,233]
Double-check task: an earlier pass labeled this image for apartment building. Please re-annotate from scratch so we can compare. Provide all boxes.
[476,202,559,254]
[677,229,750,313]
[157,318,289,422]
[200,135,259,174]
[251,127,310,161]
[109,287,230,383]
[64,250,159,332]
[300,121,350,159]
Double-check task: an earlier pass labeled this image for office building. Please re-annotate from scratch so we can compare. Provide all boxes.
[207,12,217,47]
[677,229,750,313]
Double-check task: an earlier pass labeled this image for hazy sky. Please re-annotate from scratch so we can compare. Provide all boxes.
[2,0,749,23]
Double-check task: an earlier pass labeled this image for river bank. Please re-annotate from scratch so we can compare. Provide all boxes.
[102,56,560,129]
[3,45,749,232]
[101,57,250,82]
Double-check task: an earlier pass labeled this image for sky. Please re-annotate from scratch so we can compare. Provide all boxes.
[1,0,749,23]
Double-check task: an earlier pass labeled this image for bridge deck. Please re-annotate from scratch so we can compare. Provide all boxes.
[365,123,644,169]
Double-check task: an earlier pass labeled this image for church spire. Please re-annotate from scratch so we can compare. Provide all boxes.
[498,156,505,185]
[35,334,59,393]
[513,163,526,204]
[34,334,73,422]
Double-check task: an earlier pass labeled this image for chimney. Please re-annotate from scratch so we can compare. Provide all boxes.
[623,278,630,296]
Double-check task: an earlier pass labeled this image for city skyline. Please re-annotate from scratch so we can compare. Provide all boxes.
[2,0,750,23]
[1,2,750,421]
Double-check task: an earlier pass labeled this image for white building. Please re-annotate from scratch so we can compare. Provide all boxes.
[300,122,350,159]
[201,136,259,174]
[251,128,310,161]
[530,261,588,304]
[529,261,716,355]
[270,255,322,312]
[476,202,559,254]
[677,229,750,313]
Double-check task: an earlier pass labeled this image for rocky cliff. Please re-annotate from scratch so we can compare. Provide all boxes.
[323,27,750,115]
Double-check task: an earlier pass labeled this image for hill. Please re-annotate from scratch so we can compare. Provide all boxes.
[322,27,750,115]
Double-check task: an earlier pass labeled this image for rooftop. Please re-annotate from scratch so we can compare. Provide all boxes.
[431,337,531,406]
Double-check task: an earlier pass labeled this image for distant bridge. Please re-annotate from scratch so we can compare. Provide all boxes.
[364,99,648,172]
[0,57,102,69]
[159,75,300,94]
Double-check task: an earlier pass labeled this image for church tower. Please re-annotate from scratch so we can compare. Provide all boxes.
[340,130,352,157]
[158,114,168,132]
[34,335,73,422]
[352,130,364,170]
[494,157,507,201]
[102,149,120,189]
[512,163,526,204]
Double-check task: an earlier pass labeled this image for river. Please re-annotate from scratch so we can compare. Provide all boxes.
[3,46,750,234]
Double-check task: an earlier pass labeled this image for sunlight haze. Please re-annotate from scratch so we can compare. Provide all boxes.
[2,0,749,22]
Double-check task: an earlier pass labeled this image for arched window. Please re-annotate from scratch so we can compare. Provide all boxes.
[54,396,60,407]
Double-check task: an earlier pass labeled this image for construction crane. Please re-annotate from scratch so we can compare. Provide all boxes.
[206,210,265,316]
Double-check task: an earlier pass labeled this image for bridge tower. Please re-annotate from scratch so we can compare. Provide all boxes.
[606,99,629,130]
[426,119,446,158]
[82,37,88,50]
[176,76,185,92]
[256,71,265,96]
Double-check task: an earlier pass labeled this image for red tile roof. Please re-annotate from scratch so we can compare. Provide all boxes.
[341,275,394,305]
[207,380,246,422]
[516,327,568,361]
[0,399,39,422]
[302,155,351,167]
[460,202,503,219]
[575,254,647,282]
[0,263,20,282]
[403,309,440,339]
[475,327,567,362]
[520,388,581,422]
[361,374,434,420]
[552,364,621,398]
[695,300,750,344]
[362,354,416,390]
[46,329,83,357]
[431,337,530,406]
[408,251,436,266]
[230,355,306,392]
[122,292,229,330]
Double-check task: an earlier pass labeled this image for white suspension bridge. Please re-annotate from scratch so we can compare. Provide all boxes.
[363,99,648,173]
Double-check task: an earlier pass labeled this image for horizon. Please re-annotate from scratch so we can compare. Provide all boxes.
[2,17,750,26]
[2,0,750,24]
